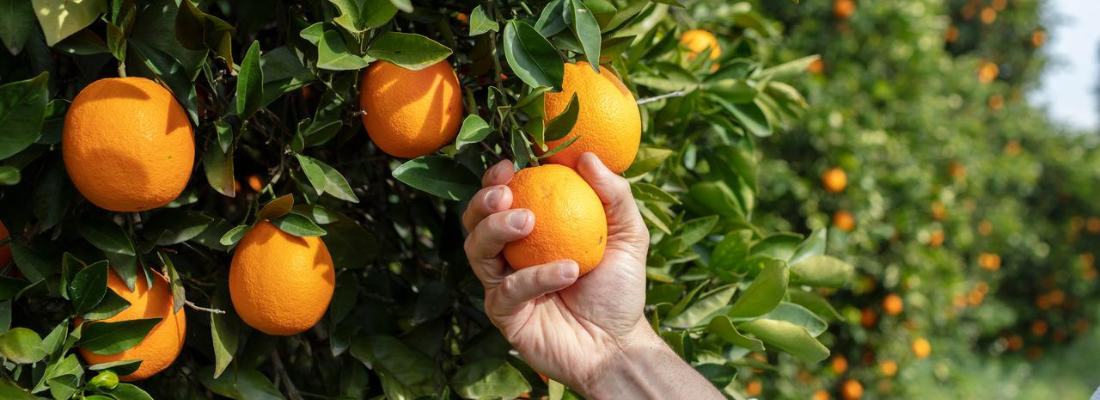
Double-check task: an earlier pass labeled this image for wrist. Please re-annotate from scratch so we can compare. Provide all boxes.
[577,321,669,398]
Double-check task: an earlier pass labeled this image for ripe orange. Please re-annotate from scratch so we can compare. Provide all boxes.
[63,78,194,212]
[831,355,848,374]
[979,253,1001,270]
[541,62,641,174]
[879,360,898,377]
[833,210,856,232]
[833,0,855,19]
[822,167,847,192]
[945,26,959,43]
[503,165,607,276]
[247,175,263,192]
[860,307,876,328]
[813,389,832,400]
[0,220,10,267]
[840,380,863,400]
[928,230,944,247]
[1031,320,1048,337]
[808,59,825,74]
[978,62,999,84]
[980,7,996,24]
[679,29,722,61]
[745,379,762,396]
[78,270,186,381]
[230,221,335,335]
[883,293,904,315]
[456,12,469,24]
[911,337,931,358]
[1007,335,1024,351]
[989,95,1005,111]
[978,220,993,236]
[360,60,463,158]
[1031,30,1046,47]
[931,201,946,221]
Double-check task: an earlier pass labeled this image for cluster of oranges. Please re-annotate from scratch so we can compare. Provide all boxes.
[49,19,668,378]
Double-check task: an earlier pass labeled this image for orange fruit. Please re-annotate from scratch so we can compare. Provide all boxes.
[978,62,999,84]
[813,389,832,400]
[745,379,762,396]
[503,165,607,276]
[1007,334,1023,351]
[911,337,931,358]
[1031,30,1046,47]
[247,175,264,192]
[980,7,996,24]
[883,293,904,315]
[1031,320,1048,337]
[230,221,335,335]
[879,360,898,377]
[541,62,641,174]
[945,26,959,43]
[78,270,186,381]
[928,230,944,247]
[0,220,10,267]
[833,210,856,232]
[860,307,876,328]
[456,12,469,24]
[833,0,855,19]
[989,95,1005,111]
[978,220,993,236]
[831,355,848,374]
[679,29,721,61]
[931,201,946,221]
[63,78,194,211]
[822,167,847,193]
[979,253,1001,270]
[360,60,463,158]
[808,59,825,74]
[840,380,863,400]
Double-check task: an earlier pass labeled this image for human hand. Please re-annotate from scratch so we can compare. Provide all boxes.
[461,152,653,390]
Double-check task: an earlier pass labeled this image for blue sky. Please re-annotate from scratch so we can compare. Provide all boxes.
[1034,0,1100,131]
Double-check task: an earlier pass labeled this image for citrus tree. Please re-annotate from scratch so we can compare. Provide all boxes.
[0,0,855,399]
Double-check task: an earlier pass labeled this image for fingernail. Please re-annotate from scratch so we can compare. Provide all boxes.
[508,210,529,230]
[487,164,499,180]
[485,188,503,208]
[560,262,579,279]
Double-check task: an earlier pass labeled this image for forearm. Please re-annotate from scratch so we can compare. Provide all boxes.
[578,324,725,400]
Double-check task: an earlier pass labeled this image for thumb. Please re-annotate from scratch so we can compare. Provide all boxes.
[575,152,648,246]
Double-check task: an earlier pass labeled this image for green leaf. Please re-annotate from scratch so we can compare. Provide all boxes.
[33,0,106,46]
[790,228,827,266]
[237,41,264,119]
[710,230,751,271]
[0,327,47,363]
[751,233,802,262]
[87,360,141,377]
[0,72,49,160]
[566,0,601,68]
[451,358,531,400]
[708,316,764,351]
[210,287,238,379]
[758,55,820,80]
[678,216,719,249]
[142,210,215,246]
[297,155,359,203]
[299,22,323,45]
[711,95,771,137]
[32,353,82,393]
[366,32,452,71]
[534,0,568,37]
[350,336,445,399]
[737,318,829,363]
[631,182,680,204]
[31,156,70,230]
[388,0,412,12]
[81,290,130,321]
[503,20,565,90]
[77,221,135,256]
[760,302,827,337]
[469,5,499,35]
[788,290,842,322]
[728,260,788,319]
[330,0,397,33]
[76,318,161,355]
[318,30,370,71]
[544,93,580,142]
[47,374,80,400]
[160,252,185,313]
[129,40,200,124]
[789,255,854,288]
[664,284,736,329]
[69,260,109,314]
[623,146,673,178]
[455,115,493,150]
[321,213,378,270]
[258,194,294,221]
[174,0,234,68]
[106,383,154,400]
[203,137,236,197]
[706,144,757,192]
[0,166,18,185]
[0,0,35,54]
[392,156,481,201]
[0,377,37,400]
[198,367,285,400]
[219,225,249,247]
[271,213,327,237]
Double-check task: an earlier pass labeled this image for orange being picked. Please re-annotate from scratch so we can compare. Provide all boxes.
[63,77,195,212]
[679,29,721,62]
[822,167,847,193]
[541,62,641,174]
[360,60,463,158]
[78,270,187,381]
[230,221,335,335]
[503,165,607,276]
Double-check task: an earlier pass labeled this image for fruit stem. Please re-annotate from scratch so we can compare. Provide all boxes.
[636,90,687,105]
[271,349,305,400]
[185,301,226,314]
[117,60,127,78]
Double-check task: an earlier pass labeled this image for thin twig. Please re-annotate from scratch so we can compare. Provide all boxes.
[185,301,225,314]
[271,349,305,400]
[636,90,688,105]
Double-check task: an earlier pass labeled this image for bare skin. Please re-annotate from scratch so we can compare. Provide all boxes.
[462,152,724,399]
